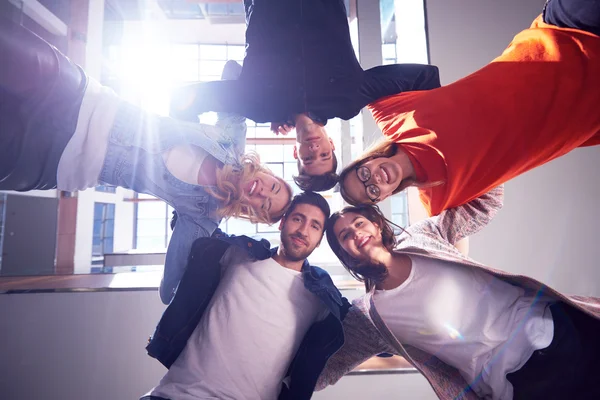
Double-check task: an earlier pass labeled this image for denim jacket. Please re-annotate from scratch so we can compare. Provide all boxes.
[146,232,351,400]
[99,102,248,304]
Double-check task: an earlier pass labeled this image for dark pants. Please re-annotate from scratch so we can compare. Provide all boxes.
[140,396,170,400]
[543,0,600,36]
[0,15,86,191]
[507,302,600,399]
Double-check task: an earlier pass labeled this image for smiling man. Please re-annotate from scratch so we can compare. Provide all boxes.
[144,191,350,400]
[170,0,441,192]
[291,113,338,191]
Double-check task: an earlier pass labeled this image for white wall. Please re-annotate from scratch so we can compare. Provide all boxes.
[0,291,436,400]
[426,0,547,84]
[426,0,600,296]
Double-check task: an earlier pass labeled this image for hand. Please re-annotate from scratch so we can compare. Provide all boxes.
[270,122,294,136]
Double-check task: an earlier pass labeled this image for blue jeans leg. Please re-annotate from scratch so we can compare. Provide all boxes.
[0,15,86,191]
[543,0,600,36]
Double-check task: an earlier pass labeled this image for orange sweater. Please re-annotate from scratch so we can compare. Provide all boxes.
[368,16,600,216]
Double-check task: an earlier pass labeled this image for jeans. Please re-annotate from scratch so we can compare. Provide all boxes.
[507,302,600,399]
[543,0,600,36]
[0,15,86,191]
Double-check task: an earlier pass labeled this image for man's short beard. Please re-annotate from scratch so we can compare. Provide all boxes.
[280,235,313,262]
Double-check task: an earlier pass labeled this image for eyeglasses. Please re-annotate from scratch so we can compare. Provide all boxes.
[356,166,380,202]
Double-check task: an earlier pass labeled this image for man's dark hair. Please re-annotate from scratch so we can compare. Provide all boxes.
[283,191,331,222]
[293,153,339,192]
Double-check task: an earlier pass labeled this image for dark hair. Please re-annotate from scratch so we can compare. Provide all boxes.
[325,204,403,291]
[284,191,331,222]
[170,210,178,230]
[293,153,339,192]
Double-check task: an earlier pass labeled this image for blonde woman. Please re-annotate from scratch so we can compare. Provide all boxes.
[0,18,292,304]
[338,2,600,216]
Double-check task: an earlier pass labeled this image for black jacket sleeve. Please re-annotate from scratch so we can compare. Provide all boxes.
[360,63,441,104]
[169,79,245,122]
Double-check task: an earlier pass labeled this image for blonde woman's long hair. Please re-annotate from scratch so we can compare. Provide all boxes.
[339,138,442,205]
[208,152,291,224]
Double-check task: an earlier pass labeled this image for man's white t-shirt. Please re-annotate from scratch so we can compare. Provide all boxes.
[149,248,328,400]
[373,255,554,400]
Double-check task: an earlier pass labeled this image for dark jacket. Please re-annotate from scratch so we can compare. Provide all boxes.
[146,231,351,400]
[171,0,440,124]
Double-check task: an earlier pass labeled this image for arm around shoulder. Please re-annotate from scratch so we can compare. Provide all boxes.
[160,214,216,304]
[315,302,393,391]
[409,185,504,246]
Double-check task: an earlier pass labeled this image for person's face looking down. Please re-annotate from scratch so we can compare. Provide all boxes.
[294,115,336,176]
[278,203,326,261]
[241,171,291,217]
[342,156,404,204]
[332,212,384,263]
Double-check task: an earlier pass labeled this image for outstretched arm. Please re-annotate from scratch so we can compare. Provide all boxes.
[360,64,441,104]
[315,304,393,391]
[407,185,504,246]
[170,79,245,122]
[160,214,217,304]
[171,60,246,123]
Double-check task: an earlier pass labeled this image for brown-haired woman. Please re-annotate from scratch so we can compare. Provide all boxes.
[320,186,600,399]
[338,5,600,216]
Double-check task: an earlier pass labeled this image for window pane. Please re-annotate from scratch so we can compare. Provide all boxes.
[256,145,283,163]
[137,219,167,237]
[137,202,168,218]
[283,162,297,180]
[93,221,102,236]
[283,145,296,162]
[106,204,116,219]
[257,222,279,233]
[136,236,167,250]
[171,44,198,60]
[392,213,408,229]
[227,45,246,61]
[173,62,200,83]
[94,203,104,217]
[104,219,115,236]
[382,43,396,60]
[266,163,283,178]
[224,218,256,236]
[254,125,273,139]
[199,45,227,60]
[391,193,407,214]
[199,60,227,77]
[103,238,114,254]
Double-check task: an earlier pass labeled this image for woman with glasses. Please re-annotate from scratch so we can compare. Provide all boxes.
[318,185,600,399]
[0,17,292,304]
[338,1,600,216]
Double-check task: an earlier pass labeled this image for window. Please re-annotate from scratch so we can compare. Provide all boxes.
[134,194,173,251]
[95,185,116,193]
[391,192,409,229]
[380,0,429,64]
[92,202,115,261]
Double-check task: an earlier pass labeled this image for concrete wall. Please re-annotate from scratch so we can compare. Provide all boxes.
[0,290,437,400]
